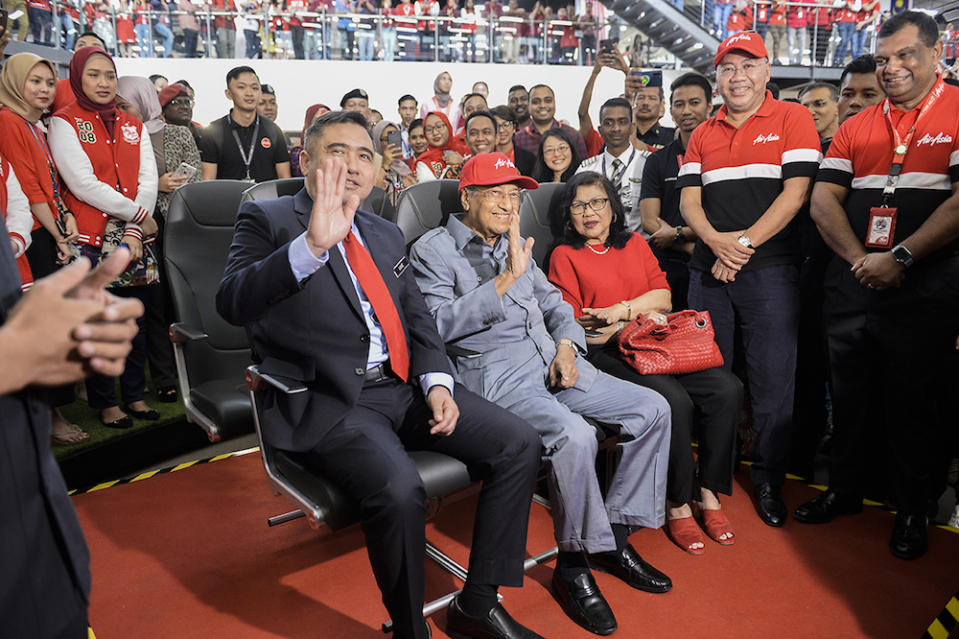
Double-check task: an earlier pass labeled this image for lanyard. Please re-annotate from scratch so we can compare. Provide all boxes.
[24,118,63,203]
[879,75,945,204]
[231,115,260,181]
[601,147,636,182]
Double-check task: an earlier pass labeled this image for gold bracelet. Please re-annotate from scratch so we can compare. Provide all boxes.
[619,300,632,319]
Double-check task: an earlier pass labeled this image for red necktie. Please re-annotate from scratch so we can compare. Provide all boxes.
[342,231,410,382]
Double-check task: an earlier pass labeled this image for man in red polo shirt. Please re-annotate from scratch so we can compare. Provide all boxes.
[677,32,821,528]
[805,11,959,560]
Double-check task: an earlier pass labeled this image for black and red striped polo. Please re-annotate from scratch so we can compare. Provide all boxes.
[677,91,822,271]
[817,78,959,257]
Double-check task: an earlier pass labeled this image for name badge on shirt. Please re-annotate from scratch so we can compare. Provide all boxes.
[865,207,897,249]
[393,255,410,278]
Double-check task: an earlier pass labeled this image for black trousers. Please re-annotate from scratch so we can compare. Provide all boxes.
[587,343,743,504]
[295,379,541,639]
[26,229,74,407]
[145,224,177,389]
[86,285,150,409]
[824,255,959,515]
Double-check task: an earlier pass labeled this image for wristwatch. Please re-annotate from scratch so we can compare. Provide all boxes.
[557,338,577,356]
[891,244,914,268]
[737,235,753,249]
[674,226,686,243]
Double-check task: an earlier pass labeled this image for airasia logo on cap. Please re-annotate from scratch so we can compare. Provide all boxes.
[724,32,754,46]
[493,157,517,170]
[261,137,271,149]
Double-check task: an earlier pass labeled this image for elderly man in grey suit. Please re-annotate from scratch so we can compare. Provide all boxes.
[410,153,673,637]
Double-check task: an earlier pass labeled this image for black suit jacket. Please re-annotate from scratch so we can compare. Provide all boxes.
[0,218,90,635]
[217,187,453,452]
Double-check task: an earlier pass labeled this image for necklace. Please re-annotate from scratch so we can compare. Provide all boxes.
[586,242,610,255]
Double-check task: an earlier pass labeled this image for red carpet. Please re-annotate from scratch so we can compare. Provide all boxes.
[73,451,959,638]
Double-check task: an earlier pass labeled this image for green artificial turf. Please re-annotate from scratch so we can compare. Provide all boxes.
[52,385,186,458]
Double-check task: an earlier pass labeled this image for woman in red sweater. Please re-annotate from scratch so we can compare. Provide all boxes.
[0,52,92,445]
[548,171,743,555]
[48,47,160,430]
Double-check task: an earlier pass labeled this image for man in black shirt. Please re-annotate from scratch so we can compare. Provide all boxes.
[639,73,712,309]
[627,74,675,150]
[200,66,291,182]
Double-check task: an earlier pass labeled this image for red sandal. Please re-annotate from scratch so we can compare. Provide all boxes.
[700,508,735,546]
[667,515,706,555]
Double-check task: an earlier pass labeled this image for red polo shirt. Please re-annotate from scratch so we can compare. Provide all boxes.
[676,91,821,272]
[817,77,959,259]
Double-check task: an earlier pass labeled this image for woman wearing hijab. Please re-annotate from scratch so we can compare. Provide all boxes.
[0,52,90,445]
[0,53,79,277]
[291,103,330,177]
[419,70,460,125]
[414,110,469,181]
[118,75,201,405]
[371,119,415,204]
[48,47,160,430]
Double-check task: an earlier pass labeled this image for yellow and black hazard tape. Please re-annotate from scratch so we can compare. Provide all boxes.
[923,589,959,639]
[68,447,259,496]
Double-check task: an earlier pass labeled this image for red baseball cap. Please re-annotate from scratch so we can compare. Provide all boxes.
[714,31,769,67]
[459,153,539,191]
[158,83,189,108]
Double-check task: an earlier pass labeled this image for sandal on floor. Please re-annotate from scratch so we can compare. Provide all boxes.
[700,508,735,546]
[51,423,90,446]
[667,515,706,555]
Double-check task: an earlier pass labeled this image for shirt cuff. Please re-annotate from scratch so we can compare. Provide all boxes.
[419,372,454,398]
[289,232,329,283]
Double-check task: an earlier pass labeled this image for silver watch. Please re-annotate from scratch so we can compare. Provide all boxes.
[737,235,753,249]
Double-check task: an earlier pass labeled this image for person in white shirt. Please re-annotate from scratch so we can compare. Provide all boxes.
[576,97,651,231]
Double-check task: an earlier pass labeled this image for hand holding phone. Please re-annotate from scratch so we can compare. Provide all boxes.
[171,162,198,180]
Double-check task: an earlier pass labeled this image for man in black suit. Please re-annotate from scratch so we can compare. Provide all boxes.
[1,243,142,638]
[216,110,545,639]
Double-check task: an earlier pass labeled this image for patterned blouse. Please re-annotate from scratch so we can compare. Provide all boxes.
[155,124,202,218]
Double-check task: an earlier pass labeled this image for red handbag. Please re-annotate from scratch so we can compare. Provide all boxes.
[617,310,724,375]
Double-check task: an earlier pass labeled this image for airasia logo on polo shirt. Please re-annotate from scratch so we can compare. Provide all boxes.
[752,133,781,145]
[916,132,953,147]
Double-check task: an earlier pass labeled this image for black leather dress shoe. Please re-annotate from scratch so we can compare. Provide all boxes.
[551,570,617,636]
[588,544,672,593]
[755,483,787,527]
[446,596,544,639]
[890,513,928,560]
[794,490,862,524]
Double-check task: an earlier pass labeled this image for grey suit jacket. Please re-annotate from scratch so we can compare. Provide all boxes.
[409,214,595,404]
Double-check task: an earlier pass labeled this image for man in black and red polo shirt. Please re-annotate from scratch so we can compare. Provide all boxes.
[677,32,821,527]
[805,11,959,560]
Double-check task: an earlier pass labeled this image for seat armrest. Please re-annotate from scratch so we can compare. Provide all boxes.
[246,365,308,394]
[445,344,481,360]
[169,322,209,344]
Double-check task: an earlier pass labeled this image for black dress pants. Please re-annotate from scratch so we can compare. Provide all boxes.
[587,343,743,504]
[294,378,541,639]
[825,255,959,515]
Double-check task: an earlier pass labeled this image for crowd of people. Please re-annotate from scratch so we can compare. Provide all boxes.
[7,0,959,69]
[2,8,959,639]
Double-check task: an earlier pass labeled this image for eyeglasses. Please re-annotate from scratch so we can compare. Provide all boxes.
[424,124,447,134]
[470,188,522,204]
[542,144,570,156]
[569,197,609,216]
[717,60,767,78]
[169,97,193,107]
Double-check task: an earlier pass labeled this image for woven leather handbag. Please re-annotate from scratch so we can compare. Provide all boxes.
[617,310,724,375]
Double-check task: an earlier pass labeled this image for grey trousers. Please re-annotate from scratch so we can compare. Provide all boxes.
[479,345,671,554]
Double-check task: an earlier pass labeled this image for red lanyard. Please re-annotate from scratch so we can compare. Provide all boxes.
[880,75,945,203]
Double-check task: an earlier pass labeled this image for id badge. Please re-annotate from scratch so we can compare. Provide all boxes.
[865,207,897,249]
